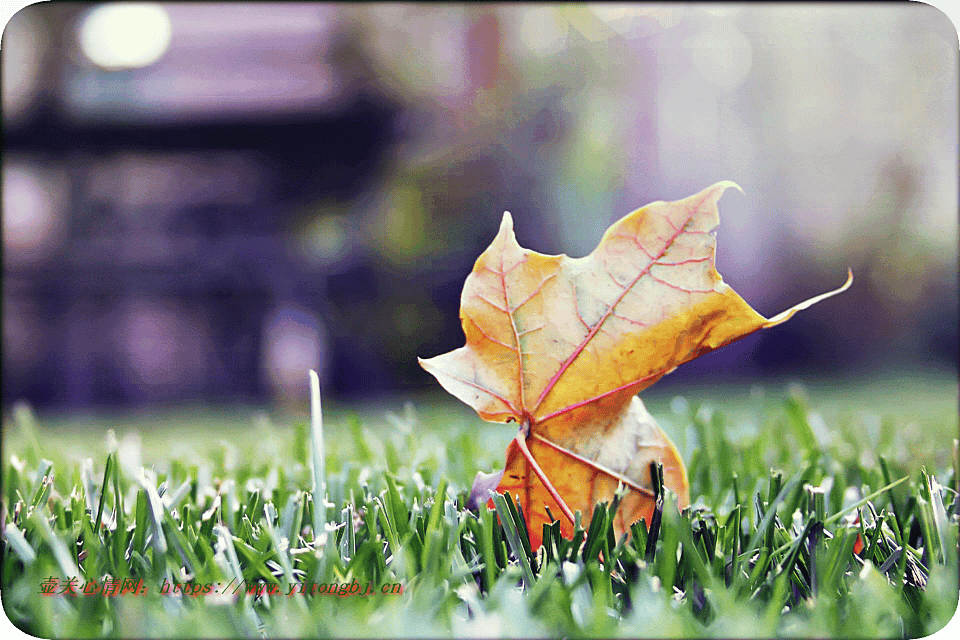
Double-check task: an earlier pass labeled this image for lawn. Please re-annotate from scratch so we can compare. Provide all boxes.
[2,373,957,638]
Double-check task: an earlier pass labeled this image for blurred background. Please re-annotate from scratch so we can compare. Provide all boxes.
[2,3,957,414]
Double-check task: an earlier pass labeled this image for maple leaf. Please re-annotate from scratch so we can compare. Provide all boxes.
[420,181,852,548]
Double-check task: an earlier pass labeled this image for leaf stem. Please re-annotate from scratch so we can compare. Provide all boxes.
[514,423,577,527]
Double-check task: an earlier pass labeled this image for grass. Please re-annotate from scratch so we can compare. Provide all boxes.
[1,379,958,638]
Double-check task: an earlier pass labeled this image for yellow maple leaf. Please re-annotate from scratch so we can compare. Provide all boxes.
[420,182,852,547]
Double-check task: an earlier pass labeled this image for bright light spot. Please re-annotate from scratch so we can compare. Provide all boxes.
[79,3,172,70]
[687,22,753,91]
[590,5,654,35]
[3,164,66,262]
[118,433,143,479]
[118,300,211,391]
[519,8,567,57]
[300,214,351,266]
[263,306,327,401]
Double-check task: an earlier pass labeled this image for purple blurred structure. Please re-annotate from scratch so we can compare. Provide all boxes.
[3,3,403,408]
[2,4,956,410]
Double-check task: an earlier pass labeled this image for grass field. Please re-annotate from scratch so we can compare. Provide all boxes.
[2,373,957,637]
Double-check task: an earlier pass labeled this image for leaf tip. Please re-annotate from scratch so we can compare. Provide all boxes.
[416,355,434,373]
[714,180,744,196]
[490,210,519,249]
[764,268,853,327]
[834,268,854,295]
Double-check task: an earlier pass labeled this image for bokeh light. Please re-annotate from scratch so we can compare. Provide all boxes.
[2,163,67,263]
[79,3,172,70]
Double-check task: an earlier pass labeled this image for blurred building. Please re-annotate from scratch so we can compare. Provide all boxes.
[3,3,404,407]
[2,4,956,410]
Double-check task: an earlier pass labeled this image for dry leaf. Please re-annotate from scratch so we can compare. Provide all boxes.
[421,181,851,548]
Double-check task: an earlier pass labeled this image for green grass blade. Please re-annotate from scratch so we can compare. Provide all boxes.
[824,476,909,526]
[492,492,535,588]
[309,369,327,545]
[3,523,37,565]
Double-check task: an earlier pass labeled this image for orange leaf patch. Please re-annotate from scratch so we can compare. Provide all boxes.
[420,182,851,548]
